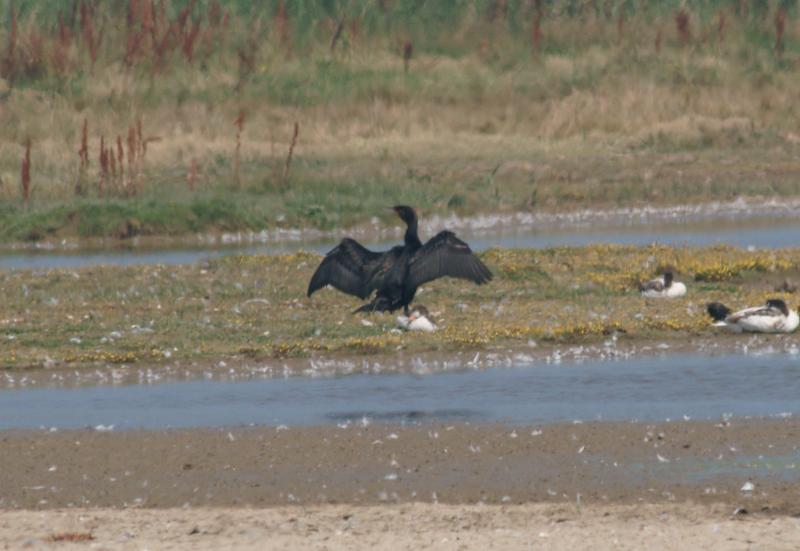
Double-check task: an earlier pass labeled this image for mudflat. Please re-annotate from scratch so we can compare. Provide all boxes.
[2,419,800,549]
[1,419,799,511]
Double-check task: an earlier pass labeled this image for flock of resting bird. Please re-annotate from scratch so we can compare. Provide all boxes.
[307,206,800,335]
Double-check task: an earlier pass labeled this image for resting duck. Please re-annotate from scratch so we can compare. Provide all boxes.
[707,299,799,333]
[640,271,687,298]
[397,305,437,332]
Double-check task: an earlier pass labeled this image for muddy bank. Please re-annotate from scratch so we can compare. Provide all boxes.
[3,197,800,253]
[2,502,797,550]
[1,419,799,512]
[2,335,798,390]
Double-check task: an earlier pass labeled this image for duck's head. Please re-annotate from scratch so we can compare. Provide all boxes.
[663,271,674,287]
[391,205,417,225]
[409,305,430,321]
[766,298,790,316]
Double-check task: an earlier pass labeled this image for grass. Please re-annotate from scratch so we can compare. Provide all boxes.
[3,244,800,370]
[4,143,800,243]
[2,2,800,241]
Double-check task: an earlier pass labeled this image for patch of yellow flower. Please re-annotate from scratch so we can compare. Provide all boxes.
[442,320,624,345]
[640,315,707,332]
[64,351,137,364]
[217,251,321,268]
[586,269,648,292]
[481,248,542,279]
[268,333,405,358]
[674,247,796,282]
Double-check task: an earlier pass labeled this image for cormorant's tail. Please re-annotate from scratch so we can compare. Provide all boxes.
[707,302,731,322]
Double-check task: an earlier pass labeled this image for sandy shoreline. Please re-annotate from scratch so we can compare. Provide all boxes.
[3,419,800,549]
[3,502,799,550]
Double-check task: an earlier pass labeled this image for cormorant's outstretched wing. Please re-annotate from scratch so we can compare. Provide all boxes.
[408,231,493,289]
[307,238,382,299]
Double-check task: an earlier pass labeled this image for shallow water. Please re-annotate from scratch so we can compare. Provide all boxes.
[2,217,800,270]
[2,353,799,430]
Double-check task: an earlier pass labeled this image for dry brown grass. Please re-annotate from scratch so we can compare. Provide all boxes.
[3,3,800,239]
[20,137,30,209]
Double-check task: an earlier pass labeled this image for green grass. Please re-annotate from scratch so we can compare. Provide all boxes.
[0,195,271,241]
[5,141,800,242]
[3,244,800,370]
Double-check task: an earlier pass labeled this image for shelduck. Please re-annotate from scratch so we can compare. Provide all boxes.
[397,305,437,332]
[639,271,687,298]
[706,298,799,333]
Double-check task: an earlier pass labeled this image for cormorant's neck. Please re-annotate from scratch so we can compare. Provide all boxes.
[404,218,422,248]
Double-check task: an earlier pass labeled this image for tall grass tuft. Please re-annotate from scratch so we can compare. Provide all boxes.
[676,9,691,46]
[52,12,73,74]
[233,110,245,188]
[124,23,146,68]
[109,146,117,190]
[21,139,31,210]
[330,15,345,53]
[79,1,101,67]
[655,26,662,53]
[1,6,17,84]
[98,135,107,199]
[127,125,138,196]
[76,118,89,196]
[282,121,299,187]
[127,0,141,28]
[275,0,291,53]
[531,0,543,52]
[137,118,149,163]
[348,16,359,45]
[182,18,201,62]
[402,40,412,72]
[116,135,124,186]
[775,7,786,57]
[186,158,199,191]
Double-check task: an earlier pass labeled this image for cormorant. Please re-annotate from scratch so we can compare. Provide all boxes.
[307,206,492,314]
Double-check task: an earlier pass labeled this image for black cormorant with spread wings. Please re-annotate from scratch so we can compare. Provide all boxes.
[307,206,492,314]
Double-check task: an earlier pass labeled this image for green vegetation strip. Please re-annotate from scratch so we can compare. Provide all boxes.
[2,245,799,370]
[2,2,800,241]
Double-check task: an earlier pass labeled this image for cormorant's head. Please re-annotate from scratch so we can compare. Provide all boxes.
[766,298,789,316]
[391,205,417,225]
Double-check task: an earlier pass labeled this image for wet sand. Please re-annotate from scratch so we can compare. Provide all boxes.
[2,419,799,512]
[3,419,800,549]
